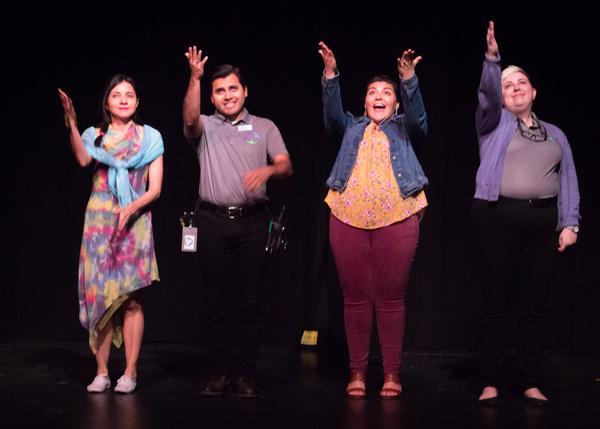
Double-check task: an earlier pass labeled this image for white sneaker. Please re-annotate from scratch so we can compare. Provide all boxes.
[87,374,111,393]
[114,375,137,393]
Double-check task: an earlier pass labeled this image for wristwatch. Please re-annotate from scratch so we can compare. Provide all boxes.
[566,225,579,234]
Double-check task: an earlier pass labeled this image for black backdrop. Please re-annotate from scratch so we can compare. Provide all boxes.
[3,0,599,357]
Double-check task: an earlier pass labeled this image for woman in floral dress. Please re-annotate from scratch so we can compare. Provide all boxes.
[318,42,428,399]
[58,75,164,394]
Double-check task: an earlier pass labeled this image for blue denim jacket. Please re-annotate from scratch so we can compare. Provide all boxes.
[475,55,580,230]
[321,72,428,198]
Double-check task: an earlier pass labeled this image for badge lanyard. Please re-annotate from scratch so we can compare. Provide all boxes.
[180,211,197,252]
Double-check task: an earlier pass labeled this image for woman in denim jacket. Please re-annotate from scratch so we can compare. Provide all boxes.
[473,22,580,407]
[318,42,428,399]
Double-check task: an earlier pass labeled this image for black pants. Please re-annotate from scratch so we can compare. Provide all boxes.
[195,205,269,377]
[471,197,559,391]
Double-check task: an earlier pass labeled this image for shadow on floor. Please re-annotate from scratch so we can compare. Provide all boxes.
[0,341,599,429]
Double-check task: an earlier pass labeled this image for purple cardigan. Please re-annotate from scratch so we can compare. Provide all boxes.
[474,55,580,231]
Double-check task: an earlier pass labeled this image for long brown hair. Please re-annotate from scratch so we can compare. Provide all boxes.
[94,75,141,147]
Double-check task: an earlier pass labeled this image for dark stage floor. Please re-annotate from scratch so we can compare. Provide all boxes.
[1,340,599,429]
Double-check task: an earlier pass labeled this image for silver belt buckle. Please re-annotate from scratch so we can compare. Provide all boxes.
[227,206,241,218]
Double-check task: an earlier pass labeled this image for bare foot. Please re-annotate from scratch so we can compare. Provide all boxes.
[380,380,402,397]
[346,379,366,397]
[380,373,402,398]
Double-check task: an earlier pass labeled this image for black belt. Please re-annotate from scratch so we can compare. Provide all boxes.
[497,196,557,208]
[197,200,267,219]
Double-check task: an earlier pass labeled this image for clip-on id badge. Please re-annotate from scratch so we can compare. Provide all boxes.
[180,211,197,252]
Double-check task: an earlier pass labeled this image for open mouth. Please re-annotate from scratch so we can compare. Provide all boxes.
[373,103,386,112]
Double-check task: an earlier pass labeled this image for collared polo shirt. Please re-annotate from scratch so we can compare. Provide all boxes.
[187,108,288,206]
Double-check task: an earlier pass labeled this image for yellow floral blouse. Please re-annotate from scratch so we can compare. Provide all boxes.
[325,122,427,229]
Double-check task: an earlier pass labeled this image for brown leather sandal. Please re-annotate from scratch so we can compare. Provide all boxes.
[380,373,402,399]
[346,372,366,398]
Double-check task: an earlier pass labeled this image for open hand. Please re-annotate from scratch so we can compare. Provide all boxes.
[185,46,208,80]
[58,88,77,125]
[318,41,337,79]
[486,21,499,59]
[397,49,422,80]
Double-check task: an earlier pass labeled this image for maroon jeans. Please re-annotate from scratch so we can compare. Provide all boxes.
[329,213,419,375]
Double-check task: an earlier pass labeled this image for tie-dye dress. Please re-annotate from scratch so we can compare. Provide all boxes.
[78,124,159,352]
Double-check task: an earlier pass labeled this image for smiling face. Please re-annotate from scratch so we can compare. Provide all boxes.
[502,71,536,119]
[364,81,399,125]
[211,73,247,122]
[105,81,138,124]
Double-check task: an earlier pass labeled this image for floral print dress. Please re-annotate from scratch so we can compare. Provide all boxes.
[78,124,159,352]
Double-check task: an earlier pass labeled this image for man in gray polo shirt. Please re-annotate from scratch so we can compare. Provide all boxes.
[183,46,292,398]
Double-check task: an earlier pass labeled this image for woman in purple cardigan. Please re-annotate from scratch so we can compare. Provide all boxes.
[472,22,580,407]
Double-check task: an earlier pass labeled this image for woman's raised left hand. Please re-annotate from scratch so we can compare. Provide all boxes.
[397,49,422,80]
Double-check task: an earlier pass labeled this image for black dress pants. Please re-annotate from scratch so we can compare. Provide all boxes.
[195,206,269,377]
[471,197,559,390]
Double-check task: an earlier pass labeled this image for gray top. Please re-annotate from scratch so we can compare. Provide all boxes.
[500,115,561,200]
[187,109,288,206]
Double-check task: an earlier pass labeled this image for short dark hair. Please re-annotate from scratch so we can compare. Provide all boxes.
[365,75,398,100]
[210,64,246,88]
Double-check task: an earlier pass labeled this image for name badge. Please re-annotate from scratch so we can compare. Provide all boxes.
[181,227,197,252]
[237,124,253,132]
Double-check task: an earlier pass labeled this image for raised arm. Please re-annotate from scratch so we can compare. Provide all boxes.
[476,21,503,136]
[318,41,346,138]
[183,46,208,140]
[486,21,499,60]
[398,50,427,149]
[58,88,92,167]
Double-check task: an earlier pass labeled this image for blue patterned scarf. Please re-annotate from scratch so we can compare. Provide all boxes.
[81,124,164,207]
